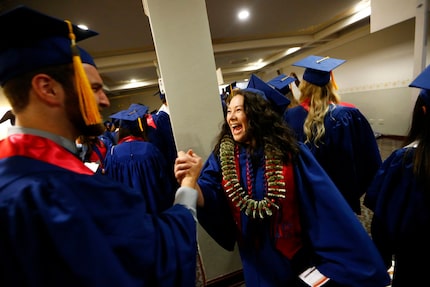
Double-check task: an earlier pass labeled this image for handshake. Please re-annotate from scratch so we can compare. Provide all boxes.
[173,149,203,219]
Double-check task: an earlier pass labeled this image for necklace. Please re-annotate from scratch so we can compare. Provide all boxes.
[220,136,286,219]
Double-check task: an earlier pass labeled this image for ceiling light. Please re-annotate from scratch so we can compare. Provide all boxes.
[77,24,89,30]
[237,9,250,21]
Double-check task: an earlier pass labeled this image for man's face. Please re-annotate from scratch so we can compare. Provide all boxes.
[65,64,109,137]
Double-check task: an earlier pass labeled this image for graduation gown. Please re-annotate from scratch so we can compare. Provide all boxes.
[364,145,430,287]
[147,111,178,175]
[283,103,382,214]
[0,134,197,287]
[197,143,390,287]
[104,136,176,214]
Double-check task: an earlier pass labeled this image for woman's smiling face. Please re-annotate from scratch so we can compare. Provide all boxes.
[226,94,248,143]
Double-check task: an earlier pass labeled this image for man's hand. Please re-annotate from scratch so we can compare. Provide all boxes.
[175,149,202,188]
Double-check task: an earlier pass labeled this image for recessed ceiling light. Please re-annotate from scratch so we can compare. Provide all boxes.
[237,9,250,21]
[77,24,89,30]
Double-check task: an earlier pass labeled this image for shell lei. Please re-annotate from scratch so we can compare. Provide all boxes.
[220,136,286,219]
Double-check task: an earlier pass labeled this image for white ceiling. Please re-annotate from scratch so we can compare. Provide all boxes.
[1,0,371,97]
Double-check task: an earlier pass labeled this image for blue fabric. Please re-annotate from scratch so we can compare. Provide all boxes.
[99,130,116,150]
[104,140,176,214]
[0,139,196,287]
[147,111,178,179]
[197,143,390,287]
[284,104,382,214]
[364,147,430,287]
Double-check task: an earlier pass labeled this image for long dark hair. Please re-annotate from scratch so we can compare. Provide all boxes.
[213,89,299,164]
[403,93,430,189]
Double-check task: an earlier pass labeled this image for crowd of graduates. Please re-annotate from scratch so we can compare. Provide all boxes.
[2,5,430,287]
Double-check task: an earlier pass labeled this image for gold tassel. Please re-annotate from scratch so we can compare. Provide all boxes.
[65,20,102,125]
[138,117,143,132]
[330,71,339,90]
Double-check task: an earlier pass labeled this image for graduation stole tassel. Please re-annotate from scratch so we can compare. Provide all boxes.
[65,20,102,126]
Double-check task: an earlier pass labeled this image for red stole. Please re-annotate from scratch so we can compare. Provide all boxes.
[222,155,303,259]
[0,134,93,175]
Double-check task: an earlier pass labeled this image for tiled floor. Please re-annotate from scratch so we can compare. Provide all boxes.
[376,135,405,161]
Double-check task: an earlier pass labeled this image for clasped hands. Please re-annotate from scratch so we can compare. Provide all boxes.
[175,149,202,189]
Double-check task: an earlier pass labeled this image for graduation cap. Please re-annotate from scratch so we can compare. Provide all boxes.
[109,103,149,131]
[245,74,290,114]
[409,65,430,107]
[267,74,296,95]
[0,5,101,125]
[293,55,346,87]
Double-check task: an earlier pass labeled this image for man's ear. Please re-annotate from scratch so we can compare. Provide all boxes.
[422,105,427,115]
[31,74,63,106]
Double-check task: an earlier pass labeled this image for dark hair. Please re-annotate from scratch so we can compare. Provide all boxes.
[404,95,430,189]
[3,64,75,113]
[117,117,149,142]
[213,89,299,164]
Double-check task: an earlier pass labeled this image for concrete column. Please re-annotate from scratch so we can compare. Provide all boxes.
[142,0,223,158]
[142,0,243,282]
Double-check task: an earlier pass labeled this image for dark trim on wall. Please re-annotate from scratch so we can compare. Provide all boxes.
[378,134,406,141]
[206,269,244,287]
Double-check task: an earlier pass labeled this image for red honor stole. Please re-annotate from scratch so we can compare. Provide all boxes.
[222,152,303,259]
[0,134,93,175]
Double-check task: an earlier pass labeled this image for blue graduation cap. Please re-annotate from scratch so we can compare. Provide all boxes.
[409,65,430,107]
[293,55,346,87]
[109,104,149,131]
[409,64,430,90]
[267,74,296,95]
[0,5,98,86]
[246,74,290,114]
[0,5,101,126]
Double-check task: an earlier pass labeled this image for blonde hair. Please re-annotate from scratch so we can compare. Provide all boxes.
[299,80,341,146]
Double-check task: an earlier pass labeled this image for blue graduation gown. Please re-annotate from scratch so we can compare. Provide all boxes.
[147,111,178,175]
[364,146,430,287]
[104,138,176,214]
[0,134,196,287]
[284,104,382,214]
[197,143,390,287]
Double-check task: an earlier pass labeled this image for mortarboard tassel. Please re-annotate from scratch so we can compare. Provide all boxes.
[330,70,339,90]
[137,117,144,132]
[65,20,102,125]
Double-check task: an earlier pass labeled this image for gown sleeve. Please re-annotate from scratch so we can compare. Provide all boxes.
[318,106,381,212]
[364,148,430,269]
[294,143,390,287]
[196,153,237,251]
[0,157,197,287]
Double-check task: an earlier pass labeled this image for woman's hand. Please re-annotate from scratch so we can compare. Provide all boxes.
[175,149,202,188]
